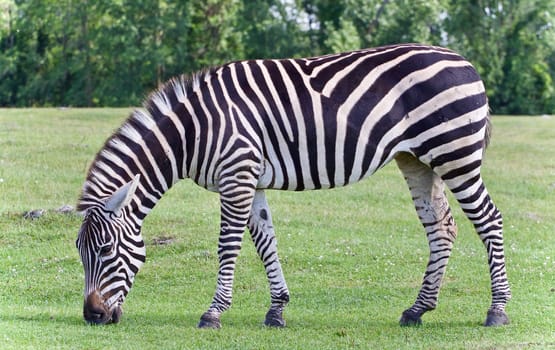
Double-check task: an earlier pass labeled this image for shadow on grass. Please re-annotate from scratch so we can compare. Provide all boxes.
[0,312,83,326]
[0,306,505,332]
[0,309,201,331]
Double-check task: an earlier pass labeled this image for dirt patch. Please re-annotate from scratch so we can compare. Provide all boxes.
[22,204,76,220]
[152,235,176,245]
[23,209,46,219]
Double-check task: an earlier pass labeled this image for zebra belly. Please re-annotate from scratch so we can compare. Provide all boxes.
[255,152,384,191]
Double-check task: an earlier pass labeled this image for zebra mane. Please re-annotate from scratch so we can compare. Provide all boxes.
[77,68,216,213]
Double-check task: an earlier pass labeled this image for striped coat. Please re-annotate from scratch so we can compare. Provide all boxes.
[76,44,510,328]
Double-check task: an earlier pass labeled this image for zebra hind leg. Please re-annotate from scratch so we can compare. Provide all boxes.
[248,190,290,327]
[395,153,458,326]
[440,167,511,326]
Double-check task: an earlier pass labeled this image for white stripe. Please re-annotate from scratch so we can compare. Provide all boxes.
[179,92,201,180]
[149,92,182,185]
[275,60,313,187]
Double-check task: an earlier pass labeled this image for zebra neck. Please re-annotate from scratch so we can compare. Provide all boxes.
[80,73,213,219]
[84,114,189,221]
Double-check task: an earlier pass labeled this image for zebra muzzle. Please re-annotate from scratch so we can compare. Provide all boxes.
[83,291,122,325]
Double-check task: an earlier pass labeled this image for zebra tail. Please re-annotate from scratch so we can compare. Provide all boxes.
[484,106,492,151]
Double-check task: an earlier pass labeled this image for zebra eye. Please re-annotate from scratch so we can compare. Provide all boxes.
[99,243,114,256]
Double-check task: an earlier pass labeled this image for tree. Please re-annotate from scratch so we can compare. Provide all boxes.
[238,0,313,59]
[1,0,554,113]
[0,0,75,106]
[182,0,244,67]
[0,0,17,105]
[318,0,448,51]
[446,0,555,115]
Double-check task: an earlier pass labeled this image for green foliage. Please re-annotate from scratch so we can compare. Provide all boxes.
[446,0,555,115]
[328,0,448,46]
[182,0,244,67]
[239,0,314,59]
[1,109,555,348]
[0,0,244,107]
[1,0,554,114]
[324,17,361,53]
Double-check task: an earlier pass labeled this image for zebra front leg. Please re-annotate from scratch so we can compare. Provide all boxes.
[248,190,290,327]
[198,180,257,329]
[396,154,457,326]
[198,222,247,329]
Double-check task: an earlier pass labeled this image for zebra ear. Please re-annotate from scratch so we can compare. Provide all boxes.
[104,174,141,216]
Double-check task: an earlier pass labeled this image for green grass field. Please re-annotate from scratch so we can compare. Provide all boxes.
[0,108,554,349]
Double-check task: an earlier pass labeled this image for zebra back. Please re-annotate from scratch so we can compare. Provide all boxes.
[79,43,490,213]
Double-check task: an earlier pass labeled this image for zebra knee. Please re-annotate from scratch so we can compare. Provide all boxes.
[438,208,457,240]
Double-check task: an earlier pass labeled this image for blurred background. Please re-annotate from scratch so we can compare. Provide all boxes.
[1,0,554,114]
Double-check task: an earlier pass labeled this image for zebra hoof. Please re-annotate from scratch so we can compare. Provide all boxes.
[399,309,423,327]
[198,311,221,329]
[484,309,509,327]
[264,307,286,327]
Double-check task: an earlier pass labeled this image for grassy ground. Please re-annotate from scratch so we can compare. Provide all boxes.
[0,108,554,349]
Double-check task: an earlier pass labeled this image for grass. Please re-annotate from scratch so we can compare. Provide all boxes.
[1,108,554,349]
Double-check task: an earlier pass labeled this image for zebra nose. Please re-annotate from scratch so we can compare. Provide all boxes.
[83,291,110,324]
[84,304,107,324]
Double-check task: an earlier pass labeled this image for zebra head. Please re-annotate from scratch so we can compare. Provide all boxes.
[76,175,146,324]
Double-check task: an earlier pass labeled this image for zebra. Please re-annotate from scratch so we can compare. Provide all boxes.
[75,43,511,328]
